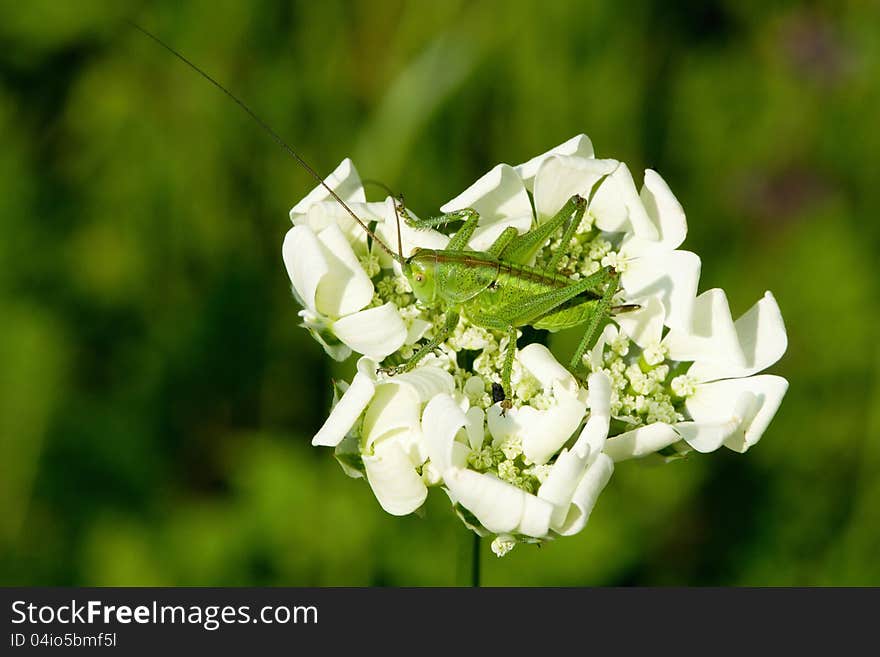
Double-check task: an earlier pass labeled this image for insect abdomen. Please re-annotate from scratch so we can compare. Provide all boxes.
[461,261,602,330]
[532,296,602,331]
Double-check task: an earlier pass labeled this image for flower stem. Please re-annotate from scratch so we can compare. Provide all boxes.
[471,533,481,587]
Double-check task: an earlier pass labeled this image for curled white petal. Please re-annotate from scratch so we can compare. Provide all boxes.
[688,291,788,382]
[393,366,455,402]
[519,343,578,393]
[588,325,615,371]
[636,169,687,251]
[283,225,328,313]
[663,288,745,367]
[313,223,375,317]
[519,388,588,465]
[556,454,614,536]
[488,386,587,466]
[311,357,377,447]
[332,302,407,360]
[444,468,553,538]
[422,394,469,473]
[614,296,665,348]
[441,164,531,220]
[514,134,596,188]
[363,440,427,516]
[290,158,365,217]
[575,371,611,459]
[537,447,591,530]
[674,403,751,453]
[295,200,386,254]
[405,318,432,345]
[465,406,486,450]
[621,249,701,333]
[603,422,680,461]
[533,155,618,220]
[361,382,421,450]
[589,163,658,239]
[518,494,555,538]
[685,375,789,453]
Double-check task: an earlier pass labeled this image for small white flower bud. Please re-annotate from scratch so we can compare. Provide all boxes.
[491,535,517,558]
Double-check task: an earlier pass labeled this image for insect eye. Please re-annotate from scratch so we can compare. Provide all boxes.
[415,273,424,283]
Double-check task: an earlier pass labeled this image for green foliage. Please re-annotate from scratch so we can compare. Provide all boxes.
[0,0,877,585]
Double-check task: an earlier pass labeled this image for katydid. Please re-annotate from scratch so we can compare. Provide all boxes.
[383,196,634,407]
[130,23,635,407]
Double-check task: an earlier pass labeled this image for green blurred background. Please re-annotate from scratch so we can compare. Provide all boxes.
[1,0,878,586]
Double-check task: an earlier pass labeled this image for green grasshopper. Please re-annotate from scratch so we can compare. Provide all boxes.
[384,198,627,408]
[131,23,631,406]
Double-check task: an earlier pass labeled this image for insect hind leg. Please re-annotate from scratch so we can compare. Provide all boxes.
[569,268,619,371]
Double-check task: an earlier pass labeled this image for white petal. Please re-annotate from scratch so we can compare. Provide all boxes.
[663,288,745,368]
[332,302,407,360]
[674,413,746,454]
[614,295,665,348]
[440,163,533,225]
[486,382,586,464]
[589,163,658,239]
[519,343,578,393]
[311,357,377,447]
[289,158,365,217]
[465,407,486,450]
[685,375,789,452]
[393,366,455,402]
[603,422,680,461]
[518,387,588,465]
[586,371,611,419]
[518,494,555,538]
[621,249,701,332]
[422,394,468,473]
[555,454,614,536]
[444,468,553,538]
[361,382,421,449]
[533,155,618,220]
[405,318,432,345]
[444,468,522,533]
[313,223,375,317]
[588,324,615,371]
[514,134,596,189]
[688,291,788,382]
[363,440,427,516]
[573,371,611,458]
[641,169,687,250]
[295,200,384,255]
[537,447,591,529]
[486,404,518,444]
[283,225,327,313]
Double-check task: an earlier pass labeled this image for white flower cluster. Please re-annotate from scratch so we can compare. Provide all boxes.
[283,135,789,557]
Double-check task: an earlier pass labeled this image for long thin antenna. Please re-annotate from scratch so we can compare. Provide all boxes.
[392,196,405,263]
[361,179,405,261]
[128,20,404,264]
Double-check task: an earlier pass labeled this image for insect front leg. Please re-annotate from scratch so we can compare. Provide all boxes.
[379,311,460,376]
[398,203,481,247]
